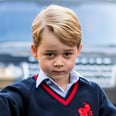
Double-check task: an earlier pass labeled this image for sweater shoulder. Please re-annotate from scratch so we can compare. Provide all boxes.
[1,76,36,96]
[0,77,36,115]
[79,77,102,93]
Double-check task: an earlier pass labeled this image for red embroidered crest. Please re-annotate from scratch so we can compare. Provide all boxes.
[78,102,93,116]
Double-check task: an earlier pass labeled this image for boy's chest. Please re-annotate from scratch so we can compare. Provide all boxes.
[27,83,99,116]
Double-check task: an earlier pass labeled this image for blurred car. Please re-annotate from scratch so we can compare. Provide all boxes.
[0,1,116,105]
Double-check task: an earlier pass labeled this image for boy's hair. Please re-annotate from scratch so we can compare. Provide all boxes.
[32,4,82,48]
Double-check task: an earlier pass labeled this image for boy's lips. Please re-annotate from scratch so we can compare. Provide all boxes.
[52,71,65,74]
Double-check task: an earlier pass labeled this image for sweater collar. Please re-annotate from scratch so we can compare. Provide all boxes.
[36,69,81,88]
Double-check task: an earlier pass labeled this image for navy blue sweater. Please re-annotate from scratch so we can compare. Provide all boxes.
[0,76,116,116]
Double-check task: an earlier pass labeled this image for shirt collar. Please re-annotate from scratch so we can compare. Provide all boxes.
[36,69,81,88]
[69,70,81,84]
[36,70,48,88]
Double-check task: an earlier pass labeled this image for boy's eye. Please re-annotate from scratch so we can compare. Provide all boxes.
[64,52,72,57]
[45,53,54,58]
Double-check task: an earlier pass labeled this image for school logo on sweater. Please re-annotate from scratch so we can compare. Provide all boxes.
[78,102,93,116]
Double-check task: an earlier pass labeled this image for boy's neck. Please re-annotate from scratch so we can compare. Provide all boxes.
[54,77,70,90]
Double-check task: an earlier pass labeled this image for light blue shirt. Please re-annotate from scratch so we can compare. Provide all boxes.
[36,69,81,97]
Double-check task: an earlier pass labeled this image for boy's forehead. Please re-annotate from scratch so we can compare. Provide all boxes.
[39,39,77,51]
[40,28,61,45]
[38,27,80,51]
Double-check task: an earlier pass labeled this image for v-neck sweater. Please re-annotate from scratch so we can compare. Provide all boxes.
[0,75,116,116]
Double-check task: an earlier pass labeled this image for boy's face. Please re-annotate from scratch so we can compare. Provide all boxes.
[31,28,82,82]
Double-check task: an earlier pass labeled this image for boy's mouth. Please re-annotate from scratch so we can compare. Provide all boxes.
[52,71,65,74]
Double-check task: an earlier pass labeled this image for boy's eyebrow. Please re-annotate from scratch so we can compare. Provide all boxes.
[44,50,56,52]
[45,49,75,52]
[64,48,76,52]
[64,49,75,51]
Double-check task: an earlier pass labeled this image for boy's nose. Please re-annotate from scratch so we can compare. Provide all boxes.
[53,59,64,68]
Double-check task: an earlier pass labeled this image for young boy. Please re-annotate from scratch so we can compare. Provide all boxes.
[0,4,116,116]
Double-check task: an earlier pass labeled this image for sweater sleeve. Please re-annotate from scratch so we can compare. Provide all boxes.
[91,82,116,116]
[0,77,34,116]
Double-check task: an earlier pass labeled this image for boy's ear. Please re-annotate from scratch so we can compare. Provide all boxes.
[31,43,38,59]
[77,43,82,57]
[79,43,82,51]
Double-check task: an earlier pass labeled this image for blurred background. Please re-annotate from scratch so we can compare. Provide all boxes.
[0,0,116,105]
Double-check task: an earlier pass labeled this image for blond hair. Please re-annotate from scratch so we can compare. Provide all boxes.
[32,4,82,48]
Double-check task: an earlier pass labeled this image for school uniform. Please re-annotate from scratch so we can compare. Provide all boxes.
[0,70,116,116]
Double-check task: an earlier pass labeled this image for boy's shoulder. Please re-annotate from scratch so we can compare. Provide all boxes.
[78,76,102,93]
[13,76,36,87]
[1,76,36,94]
[79,76,97,86]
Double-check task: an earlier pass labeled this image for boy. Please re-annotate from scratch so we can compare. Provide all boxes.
[0,4,116,116]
